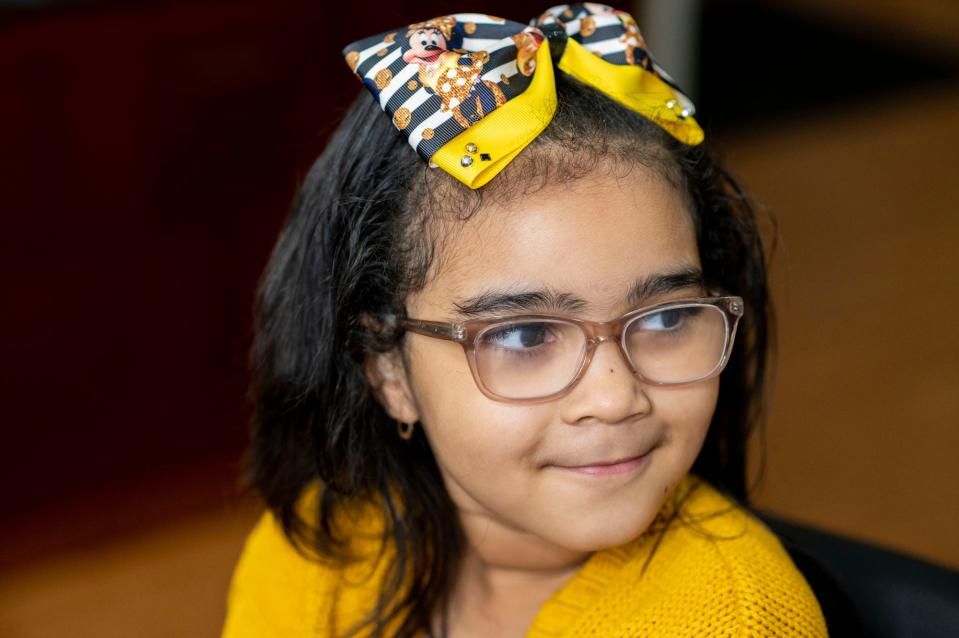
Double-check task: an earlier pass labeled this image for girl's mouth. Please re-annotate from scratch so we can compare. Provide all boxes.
[556,453,651,477]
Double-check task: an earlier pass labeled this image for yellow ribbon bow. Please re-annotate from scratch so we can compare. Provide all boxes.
[343,3,704,189]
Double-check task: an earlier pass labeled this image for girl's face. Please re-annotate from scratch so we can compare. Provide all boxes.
[373,166,718,564]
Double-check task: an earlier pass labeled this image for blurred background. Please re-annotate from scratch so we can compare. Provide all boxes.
[0,0,956,635]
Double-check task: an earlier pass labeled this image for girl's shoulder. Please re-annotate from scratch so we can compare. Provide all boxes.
[221,507,327,638]
[668,478,829,635]
[531,475,829,637]
[674,477,829,630]
[221,485,388,638]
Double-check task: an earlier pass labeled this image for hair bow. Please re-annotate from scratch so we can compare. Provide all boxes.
[342,3,703,189]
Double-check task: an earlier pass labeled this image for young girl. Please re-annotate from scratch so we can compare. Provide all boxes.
[222,4,829,636]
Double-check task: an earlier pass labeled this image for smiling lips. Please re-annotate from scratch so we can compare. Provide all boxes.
[558,453,651,477]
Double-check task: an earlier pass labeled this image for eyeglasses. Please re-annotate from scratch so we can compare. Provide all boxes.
[397,295,744,404]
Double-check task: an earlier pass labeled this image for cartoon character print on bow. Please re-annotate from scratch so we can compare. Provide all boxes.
[534,3,652,70]
[616,12,652,68]
[344,14,546,163]
[402,17,518,129]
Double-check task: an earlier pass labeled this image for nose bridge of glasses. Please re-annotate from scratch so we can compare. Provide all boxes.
[579,316,632,361]
[581,315,623,340]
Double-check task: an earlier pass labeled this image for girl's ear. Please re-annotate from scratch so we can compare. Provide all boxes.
[364,348,420,425]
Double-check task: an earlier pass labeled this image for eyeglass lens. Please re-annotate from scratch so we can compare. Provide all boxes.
[473,304,729,400]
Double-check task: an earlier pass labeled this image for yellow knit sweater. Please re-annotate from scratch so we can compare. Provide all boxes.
[222,475,827,637]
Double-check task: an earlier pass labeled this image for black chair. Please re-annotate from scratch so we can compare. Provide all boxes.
[760,514,959,638]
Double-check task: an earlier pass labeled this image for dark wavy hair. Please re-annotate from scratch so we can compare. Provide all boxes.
[247,71,771,637]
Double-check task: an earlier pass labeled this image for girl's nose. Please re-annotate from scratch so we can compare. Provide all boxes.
[559,337,652,426]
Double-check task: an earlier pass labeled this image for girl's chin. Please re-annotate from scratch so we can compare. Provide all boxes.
[541,512,660,554]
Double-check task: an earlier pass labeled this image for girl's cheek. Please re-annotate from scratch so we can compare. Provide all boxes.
[428,402,551,459]
[656,379,719,445]
[408,339,550,448]
[419,390,553,486]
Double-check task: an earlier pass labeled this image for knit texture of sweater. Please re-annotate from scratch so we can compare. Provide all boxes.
[221,474,828,637]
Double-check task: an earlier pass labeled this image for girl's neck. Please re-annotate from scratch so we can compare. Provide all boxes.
[459,540,587,593]
[438,515,589,637]
[439,552,585,638]
[457,501,591,571]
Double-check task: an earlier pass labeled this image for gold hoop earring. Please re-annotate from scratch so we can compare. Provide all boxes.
[397,420,414,441]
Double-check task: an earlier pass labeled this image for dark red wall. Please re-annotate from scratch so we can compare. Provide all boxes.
[0,0,539,566]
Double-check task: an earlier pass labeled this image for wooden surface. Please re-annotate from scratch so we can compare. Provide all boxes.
[0,501,259,638]
[731,84,959,570]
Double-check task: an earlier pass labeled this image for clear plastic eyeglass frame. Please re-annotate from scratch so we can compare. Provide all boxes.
[396,295,744,404]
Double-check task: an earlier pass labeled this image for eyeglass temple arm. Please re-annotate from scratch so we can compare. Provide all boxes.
[399,318,466,342]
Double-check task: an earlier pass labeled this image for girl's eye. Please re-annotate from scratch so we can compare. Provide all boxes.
[420,37,428,46]
[638,307,698,331]
[482,323,554,350]
[431,33,439,45]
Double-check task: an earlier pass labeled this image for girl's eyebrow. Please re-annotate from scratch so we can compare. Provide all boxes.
[452,266,704,319]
